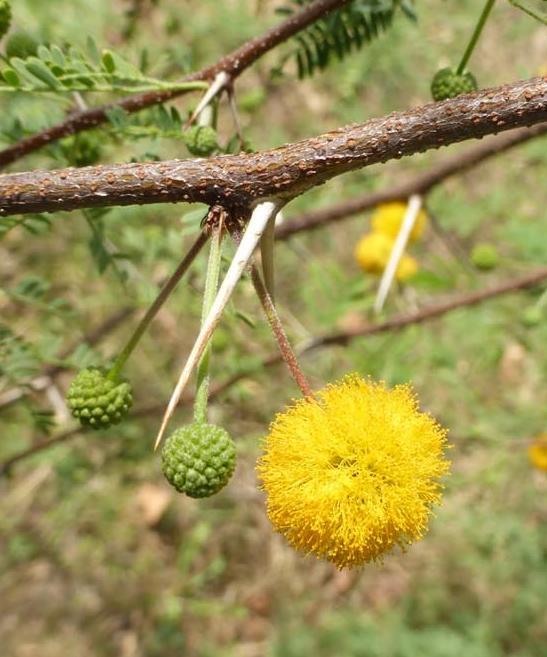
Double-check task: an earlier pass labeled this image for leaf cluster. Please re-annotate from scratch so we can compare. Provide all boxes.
[277,0,416,78]
[0,37,206,94]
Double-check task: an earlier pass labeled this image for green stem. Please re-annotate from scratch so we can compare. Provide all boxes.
[193,225,224,423]
[107,230,208,381]
[457,0,496,74]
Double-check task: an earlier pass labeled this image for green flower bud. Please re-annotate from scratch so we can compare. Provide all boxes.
[521,306,542,328]
[471,243,499,271]
[161,422,236,498]
[431,67,478,101]
[183,125,218,157]
[67,367,133,430]
[5,31,38,59]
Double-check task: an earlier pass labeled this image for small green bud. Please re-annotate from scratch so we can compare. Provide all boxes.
[471,243,499,271]
[161,422,236,498]
[431,67,478,101]
[183,125,218,157]
[67,367,133,430]
[0,0,12,41]
[62,133,102,167]
[521,306,542,328]
[5,31,39,59]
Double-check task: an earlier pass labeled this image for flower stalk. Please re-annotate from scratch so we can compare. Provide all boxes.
[107,230,208,382]
[194,223,224,424]
[250,263,313,398]
[154,201,281,449]
[457,0,496,75]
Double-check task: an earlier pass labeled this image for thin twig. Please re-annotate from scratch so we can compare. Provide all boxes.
[0,0,351,168]
[250,263,313,397]
[108,229,209,379]
[3,266,545,476]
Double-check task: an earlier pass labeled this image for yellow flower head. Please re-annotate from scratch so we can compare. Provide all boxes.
[258,375,449,568]
[396,254,419,281]
[371,201,428,243]
[528,434,547,471]
[354,232,418,282]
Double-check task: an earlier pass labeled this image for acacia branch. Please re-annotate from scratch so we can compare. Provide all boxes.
[1,77,545,218]
[2,118,542,412]
[276,121,547,239]
[2,266,545,475]
[0,0,351,168]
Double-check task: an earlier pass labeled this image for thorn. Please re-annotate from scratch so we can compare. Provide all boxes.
[185,71,231,128]
[374,194,423,314]
[154,200,281,450]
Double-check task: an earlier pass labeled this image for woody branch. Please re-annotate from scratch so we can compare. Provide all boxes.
[1,77,546,218]
[277,121,547,239]
[2,120,544,412]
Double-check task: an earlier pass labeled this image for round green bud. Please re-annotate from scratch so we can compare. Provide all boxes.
[183,125,218,157]
[67,367,133,430]
[431,67,478,101]
[471,243,499,271]
[5,31,38,59]
[62,133,102,167]
[0,1,12,41]
[521,306,542,328]
[161,422,236,498]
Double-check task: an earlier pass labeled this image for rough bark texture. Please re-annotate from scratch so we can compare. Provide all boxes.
[0,0,351,168]
[277,121,547,239]
[1,77,545,218]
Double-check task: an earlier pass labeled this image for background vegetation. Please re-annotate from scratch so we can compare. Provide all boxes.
[1,1,546,656]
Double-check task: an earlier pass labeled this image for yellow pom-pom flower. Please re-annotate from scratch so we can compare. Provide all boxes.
[528,434,547,471]
[354,232,418,282]
[257,375,449,569]
[371,201,428,243]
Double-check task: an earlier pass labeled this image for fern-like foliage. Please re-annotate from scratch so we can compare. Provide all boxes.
[0,37,207,94]
[277,0,416,78]
[0,323,41,386]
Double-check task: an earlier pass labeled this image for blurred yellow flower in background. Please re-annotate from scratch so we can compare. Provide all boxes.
[371,201,428,243]
[396,253,419,281]
[354,232,418,281]
[528,434,547,471]
[258,375,449,568]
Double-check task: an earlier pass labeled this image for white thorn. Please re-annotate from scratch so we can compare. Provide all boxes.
[374,194,423,314]
[187,71,231,126]
[154,200,281,450]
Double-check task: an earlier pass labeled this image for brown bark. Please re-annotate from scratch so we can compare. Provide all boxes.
[1,77,546,218]
[277,121,547,239]
[1,118,541,412]
[0,0,351,168]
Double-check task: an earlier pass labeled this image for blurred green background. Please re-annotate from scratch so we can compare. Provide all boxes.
[0,1,546,656]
